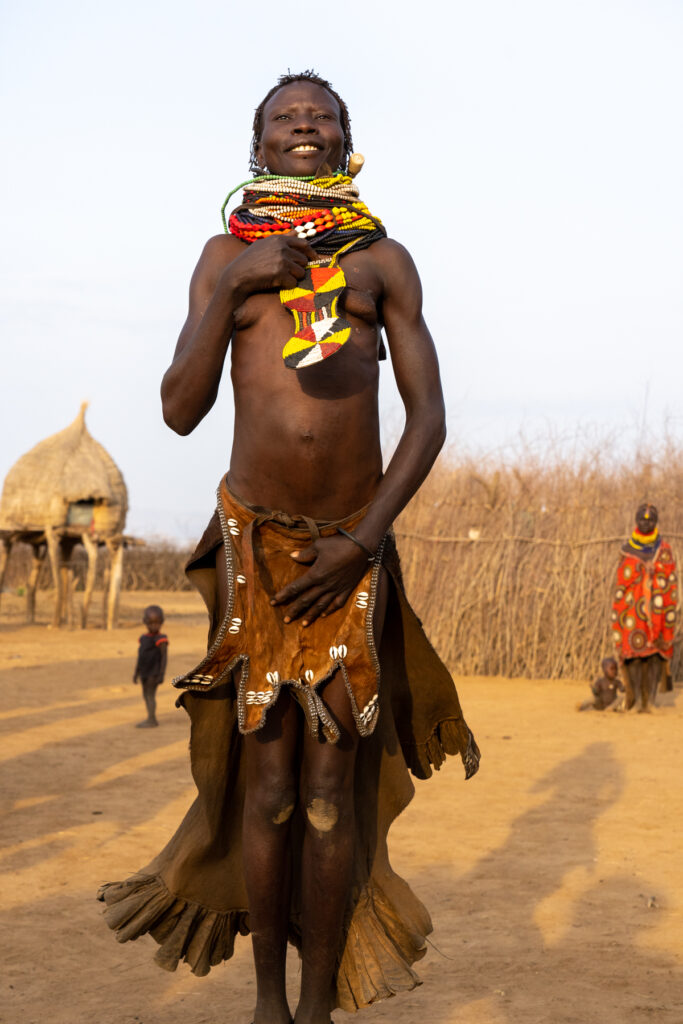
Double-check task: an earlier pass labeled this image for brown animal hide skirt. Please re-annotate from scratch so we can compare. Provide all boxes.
[98,480,480,1013]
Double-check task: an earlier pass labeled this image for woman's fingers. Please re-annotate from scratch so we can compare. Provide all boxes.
[285,234,317,261]
[282,585,327,623]
[324,591,352,615]
[285,587,353,626]
[301,591,337,627]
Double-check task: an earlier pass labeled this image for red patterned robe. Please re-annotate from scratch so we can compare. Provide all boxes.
[611,540,677,661]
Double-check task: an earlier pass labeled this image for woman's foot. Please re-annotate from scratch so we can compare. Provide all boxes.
[135,718,158,728]
[251,1001,292,1024]
[294,1010,334,1024]
[250,1016,292,1024]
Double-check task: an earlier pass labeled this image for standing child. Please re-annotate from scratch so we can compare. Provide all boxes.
[133,605,168,728]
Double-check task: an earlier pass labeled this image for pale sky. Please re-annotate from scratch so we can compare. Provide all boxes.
[2,0,682,540]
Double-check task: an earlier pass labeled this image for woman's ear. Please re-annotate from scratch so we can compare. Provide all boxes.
[253,143,268,174]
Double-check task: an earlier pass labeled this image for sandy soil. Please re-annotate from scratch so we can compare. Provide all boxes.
[1,589,682,1024]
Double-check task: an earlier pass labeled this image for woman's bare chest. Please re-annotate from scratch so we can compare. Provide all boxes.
[232,254,382,332]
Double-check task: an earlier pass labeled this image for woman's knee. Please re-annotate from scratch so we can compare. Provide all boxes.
[246,775,298,825]
[244,743,297,825]
[300,773,354,833]
[303,795,344,833]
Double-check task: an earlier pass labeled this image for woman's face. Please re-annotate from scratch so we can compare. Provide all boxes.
[255,81,346,177]
[635,505,658,534]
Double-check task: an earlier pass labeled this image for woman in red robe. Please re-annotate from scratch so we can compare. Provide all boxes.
[611,504,677,710]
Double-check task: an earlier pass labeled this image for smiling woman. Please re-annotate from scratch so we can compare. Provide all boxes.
[98,70,480,1024]
[249,71,354,175]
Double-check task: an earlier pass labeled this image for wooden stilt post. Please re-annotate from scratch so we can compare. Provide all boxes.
[106,539,124,630]
[26,543,46,624]
[0,537,12,617]
[65,566,75,628]
[61,538,77,629]
[81,532,98,629]
[59,563,69,626]
[101,564,110,627]
[46,528,62,628]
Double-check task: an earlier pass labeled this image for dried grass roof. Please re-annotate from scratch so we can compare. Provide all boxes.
[0,404,128,532]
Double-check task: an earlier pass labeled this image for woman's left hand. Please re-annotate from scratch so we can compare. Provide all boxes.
[271,534,371,626]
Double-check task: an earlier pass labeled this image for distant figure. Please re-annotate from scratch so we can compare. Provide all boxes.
[578,657,625,711]
[133,604,168,728]
[611,504,677,712]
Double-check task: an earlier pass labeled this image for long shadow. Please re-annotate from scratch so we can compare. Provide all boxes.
[0,657,193,860]
[383,742,683,1024]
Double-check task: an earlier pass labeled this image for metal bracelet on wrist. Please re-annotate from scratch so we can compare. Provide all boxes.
[337,527,376,562]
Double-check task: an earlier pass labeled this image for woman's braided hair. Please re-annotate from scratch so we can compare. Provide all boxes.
[250,70,353,173]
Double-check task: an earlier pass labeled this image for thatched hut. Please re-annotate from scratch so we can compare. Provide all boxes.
[0,403,135,628]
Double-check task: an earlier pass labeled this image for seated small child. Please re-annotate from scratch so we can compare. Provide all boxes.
[578,656,624,711]
[133,604,168,728]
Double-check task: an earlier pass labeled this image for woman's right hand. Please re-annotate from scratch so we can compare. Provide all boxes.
[228,233,317,299]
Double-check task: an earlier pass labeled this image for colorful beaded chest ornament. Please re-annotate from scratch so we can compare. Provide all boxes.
[223,174,385,369]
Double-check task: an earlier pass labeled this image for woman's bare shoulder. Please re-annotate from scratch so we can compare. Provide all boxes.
[201,233,246,264]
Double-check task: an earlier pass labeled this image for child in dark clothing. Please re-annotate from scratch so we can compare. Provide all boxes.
[578,656,624,711]
[133,605,168,728]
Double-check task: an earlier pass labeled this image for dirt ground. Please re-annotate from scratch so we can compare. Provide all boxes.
[1,589,682,1024]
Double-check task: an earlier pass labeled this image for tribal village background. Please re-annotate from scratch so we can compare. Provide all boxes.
[1,4,683,1024]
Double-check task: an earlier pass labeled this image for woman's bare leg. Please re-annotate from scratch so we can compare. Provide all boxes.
[626,658,643,709]
[294,569,388,1024]
[295,674,358,1024]
[243,694,300,1024]
[643,653,664,711]
[215,543,297,1023]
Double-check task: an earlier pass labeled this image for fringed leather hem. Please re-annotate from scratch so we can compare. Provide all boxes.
[406,719,481,781]
[97,874,429,1009]
[97,874,249,977]
[334,885,427,1012]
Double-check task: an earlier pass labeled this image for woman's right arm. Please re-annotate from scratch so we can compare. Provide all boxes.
[161,235,245,435]
[161,233,315,435]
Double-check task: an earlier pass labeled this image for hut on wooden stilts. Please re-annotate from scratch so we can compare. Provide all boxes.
[0,403,135,628]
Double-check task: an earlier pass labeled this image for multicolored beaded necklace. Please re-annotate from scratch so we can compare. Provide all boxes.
[222,174,385,369]
[628,526,661,558]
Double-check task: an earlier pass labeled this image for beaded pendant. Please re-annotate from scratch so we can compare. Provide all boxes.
[280,264,351,369]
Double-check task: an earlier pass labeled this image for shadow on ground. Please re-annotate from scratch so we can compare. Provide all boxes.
[360,742,683,1024]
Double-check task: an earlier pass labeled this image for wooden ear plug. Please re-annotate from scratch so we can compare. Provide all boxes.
[347,153,365,178]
